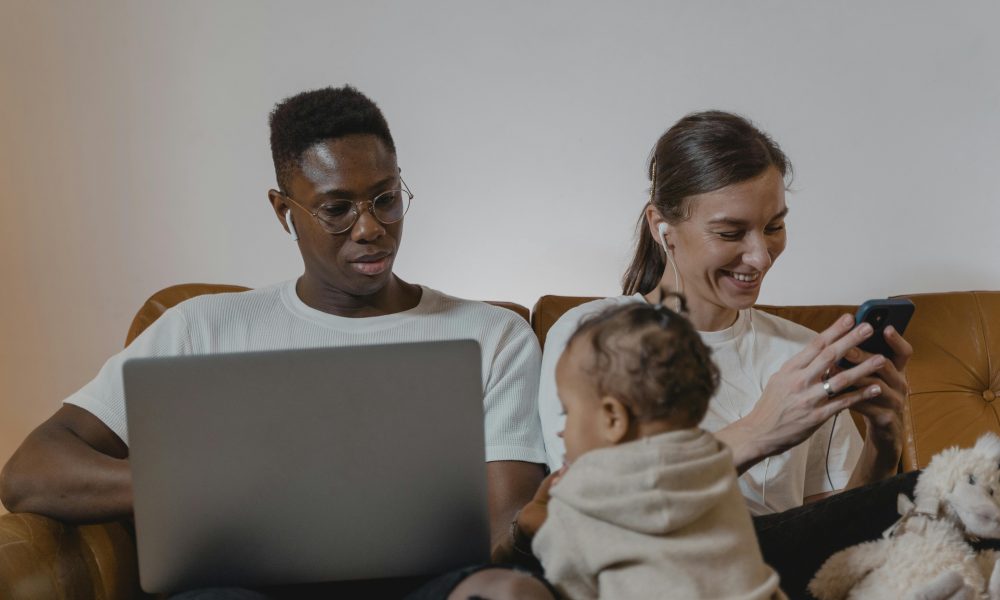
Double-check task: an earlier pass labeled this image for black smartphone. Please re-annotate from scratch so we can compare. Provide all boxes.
[837,298,915,369]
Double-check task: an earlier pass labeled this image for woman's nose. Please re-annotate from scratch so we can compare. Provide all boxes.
[743,236,773,270]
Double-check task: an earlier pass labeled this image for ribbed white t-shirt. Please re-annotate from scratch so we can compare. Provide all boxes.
[538,295,862,515]
[65,281,547,464]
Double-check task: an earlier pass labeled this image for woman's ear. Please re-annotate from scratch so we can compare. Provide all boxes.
[645,205,671,250]
[600,396,632,444]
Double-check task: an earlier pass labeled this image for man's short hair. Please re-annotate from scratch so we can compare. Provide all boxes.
[269,85,396,193]
[567,297,719,428]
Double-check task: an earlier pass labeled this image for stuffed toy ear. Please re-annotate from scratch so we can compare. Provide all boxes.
[898,493,915,516]
[973,432,1000,463]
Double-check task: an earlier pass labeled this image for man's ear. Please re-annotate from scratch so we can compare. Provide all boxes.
[600,396,632,444]
[268,189,294,236]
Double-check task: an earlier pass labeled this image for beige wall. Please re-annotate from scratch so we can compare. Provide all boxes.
[2,0,999,514]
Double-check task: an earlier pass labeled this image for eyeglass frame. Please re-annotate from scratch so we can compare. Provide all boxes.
[281,176,413,235]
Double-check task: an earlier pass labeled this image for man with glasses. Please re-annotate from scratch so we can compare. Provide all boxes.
[1,86,554,599]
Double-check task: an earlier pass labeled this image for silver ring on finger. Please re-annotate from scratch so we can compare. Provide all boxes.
[823,380,837,398]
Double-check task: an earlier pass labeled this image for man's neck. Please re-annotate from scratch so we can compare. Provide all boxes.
[295,274,422,318]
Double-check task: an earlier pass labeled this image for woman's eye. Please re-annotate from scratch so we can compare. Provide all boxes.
[765,223,785,234]
[717,231,743,241]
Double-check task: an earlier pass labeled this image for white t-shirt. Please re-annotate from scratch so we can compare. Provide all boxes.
[66,281,547,464]
[538,295,863,515]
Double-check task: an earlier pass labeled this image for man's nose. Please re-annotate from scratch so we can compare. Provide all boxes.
[350,204,385,242]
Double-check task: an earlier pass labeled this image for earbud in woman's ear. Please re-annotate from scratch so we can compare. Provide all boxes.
[285,211,299,241]
[657,222,670,255]
[656,221,683,295]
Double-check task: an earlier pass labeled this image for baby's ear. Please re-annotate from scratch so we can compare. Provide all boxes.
[600,396,632,444]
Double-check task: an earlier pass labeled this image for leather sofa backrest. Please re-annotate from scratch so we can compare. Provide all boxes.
[899,291,1000,469]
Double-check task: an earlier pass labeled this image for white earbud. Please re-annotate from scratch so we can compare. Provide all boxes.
[657,222,670,255]
[285,211,299,241]
[656,221,683,295]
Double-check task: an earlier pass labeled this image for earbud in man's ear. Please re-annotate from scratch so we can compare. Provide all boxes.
[285,212,299,241]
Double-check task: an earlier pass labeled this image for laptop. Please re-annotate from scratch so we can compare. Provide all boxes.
[123,340,489,594]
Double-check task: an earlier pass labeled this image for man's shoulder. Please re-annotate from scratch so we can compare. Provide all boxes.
[423,287,530,325]
[170,281,289,323]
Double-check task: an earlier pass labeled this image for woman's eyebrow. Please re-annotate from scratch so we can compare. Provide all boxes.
[706,207,788,227]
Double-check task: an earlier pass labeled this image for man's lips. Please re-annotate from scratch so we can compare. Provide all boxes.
[348,252,392,275]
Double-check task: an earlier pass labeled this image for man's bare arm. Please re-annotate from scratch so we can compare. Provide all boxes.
[0,404,132,522]
[486,460,546,564]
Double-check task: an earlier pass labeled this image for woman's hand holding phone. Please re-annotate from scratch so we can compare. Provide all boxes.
[824,300,913,484]
[726,314,888,473]
[840,324,912,485]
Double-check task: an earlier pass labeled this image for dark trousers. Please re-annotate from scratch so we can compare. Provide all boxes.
[754,470,920,599]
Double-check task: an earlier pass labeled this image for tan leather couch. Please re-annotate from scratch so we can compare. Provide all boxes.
[2,285,998,599]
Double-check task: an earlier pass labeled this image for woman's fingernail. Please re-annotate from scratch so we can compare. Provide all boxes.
[869,385,882,397]
[841,314,853,327]
[846,348,860,361]
[885,326,896,336]
[859,323,873,336]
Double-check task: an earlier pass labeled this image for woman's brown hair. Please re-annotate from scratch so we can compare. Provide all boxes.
[621,111,792,296]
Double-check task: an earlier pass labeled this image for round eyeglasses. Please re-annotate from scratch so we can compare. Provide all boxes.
[282,177,413,235]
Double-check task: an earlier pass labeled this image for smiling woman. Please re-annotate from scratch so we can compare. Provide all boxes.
[531,110,914,598]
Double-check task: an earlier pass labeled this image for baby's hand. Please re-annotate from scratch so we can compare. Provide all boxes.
[516,467,566,539]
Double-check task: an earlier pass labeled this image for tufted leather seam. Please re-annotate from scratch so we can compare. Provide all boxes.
[974,292,995,392]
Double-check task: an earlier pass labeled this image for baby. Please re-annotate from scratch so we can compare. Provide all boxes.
[532,299,784,599]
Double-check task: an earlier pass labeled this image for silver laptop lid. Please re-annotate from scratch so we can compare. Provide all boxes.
[124,339,489,594]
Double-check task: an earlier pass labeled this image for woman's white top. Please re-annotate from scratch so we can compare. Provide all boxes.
[538,294,862,515]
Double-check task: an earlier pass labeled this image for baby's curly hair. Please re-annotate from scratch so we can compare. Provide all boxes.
[567,295,719,428]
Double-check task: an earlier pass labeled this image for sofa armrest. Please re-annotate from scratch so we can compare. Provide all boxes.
[0,512,148,600]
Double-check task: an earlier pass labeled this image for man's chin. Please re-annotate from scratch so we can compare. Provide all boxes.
[344,272,394,297]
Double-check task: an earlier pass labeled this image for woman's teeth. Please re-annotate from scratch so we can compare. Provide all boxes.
[726,271,760,282]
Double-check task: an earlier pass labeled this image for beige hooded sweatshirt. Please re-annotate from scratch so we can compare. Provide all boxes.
[532,428,784,599]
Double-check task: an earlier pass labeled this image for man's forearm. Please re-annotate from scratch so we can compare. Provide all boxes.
[486,460,546,564]
[1,430,133,523]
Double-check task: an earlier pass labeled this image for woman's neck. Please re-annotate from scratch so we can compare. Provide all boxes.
[643,273,739,332]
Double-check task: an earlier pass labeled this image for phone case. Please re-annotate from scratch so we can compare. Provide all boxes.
[838,298,915,368]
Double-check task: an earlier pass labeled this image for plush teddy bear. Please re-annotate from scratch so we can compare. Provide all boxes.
[808,432,1000,600]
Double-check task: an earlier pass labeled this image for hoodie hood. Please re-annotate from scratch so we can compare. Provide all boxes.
[550,428,737,535]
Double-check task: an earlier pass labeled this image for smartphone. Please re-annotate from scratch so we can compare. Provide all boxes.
[837,298,915,369]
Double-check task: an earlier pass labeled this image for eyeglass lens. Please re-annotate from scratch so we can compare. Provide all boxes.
[315,190,409,232]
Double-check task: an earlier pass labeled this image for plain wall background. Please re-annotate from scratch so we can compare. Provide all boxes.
[2,1,998,513]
